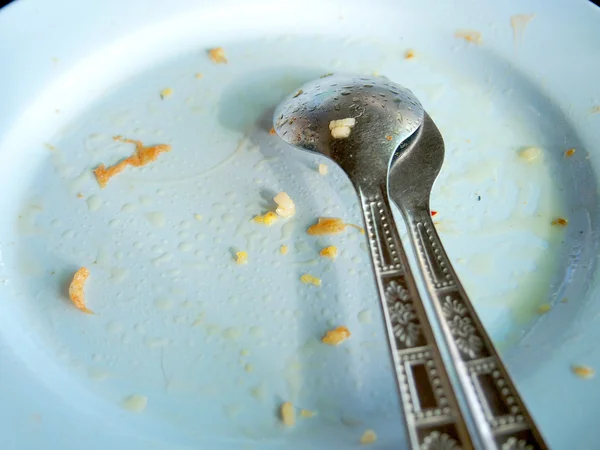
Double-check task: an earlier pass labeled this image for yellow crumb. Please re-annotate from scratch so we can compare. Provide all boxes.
[537,303,551,314]
[572,365,595,379]
[322,326,351,345]
[93,137,171,188]
[274,192,296,218]
[194,214,203,222]
[565,148,576,158]
[329,117,356,139]
[404,49,415,59]
[253,211,278,226]
[318,163,328,175]
[194,73,203,79]
[77,193,84,198]
[235,251,248,265]
[208,47,227,64]
[518,146,542,162]
[280,245,289,255]
[320,245,338,260]
[455,30,482,44]
[307,217,363,235]
[551,217,568,227]
[160,88,173,99]
[300,273,321,287]
[280,402,295,426]
[360,429,377,445]
[300,409,316,418]
[68,267,93,314]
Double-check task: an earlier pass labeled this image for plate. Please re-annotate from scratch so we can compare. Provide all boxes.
[1,0,599,448]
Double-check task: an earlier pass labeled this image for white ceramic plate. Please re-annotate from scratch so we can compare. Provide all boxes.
[1,0,599,448]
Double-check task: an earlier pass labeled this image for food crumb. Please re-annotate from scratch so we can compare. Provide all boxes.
[320,245,338,260]
[360,429,377,445]
[537,303,551,314]
[572,365,595,379]
[280,245,289,255]
[235,251,248,265]
[160,88,173,99]
[329,117,356,139]
[280,402,295,426]
[318,163,328,175]
[591,106,600,114]
[404,49,415,59]
[77,193,84,198]
[322,326,351,346]
[565,148,576,158]
[69,267,93,314]
[253,211,278,226]
[455,30,482,44]
[122,394,148,412]
[300,273,321,287]
[293,89,303,98]
[300,409,316,418]
[385,135,393,141]
[551,217,568,227]
[208,47,227,64]
[194,214,203,222]
[93,137,171,188]
[307,217,363,235]
[194,73,204,79]
[518,146,542,162]
[269,127,276,135]
[274,192,296,218]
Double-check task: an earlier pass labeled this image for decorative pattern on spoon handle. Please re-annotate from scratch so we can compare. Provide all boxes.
[358,186,473,450]
[405,207,548,449]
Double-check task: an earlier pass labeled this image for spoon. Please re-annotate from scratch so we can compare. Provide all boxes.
[388,112,548,448]
[274,74,477,449]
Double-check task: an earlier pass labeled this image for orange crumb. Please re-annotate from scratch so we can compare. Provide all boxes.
[208,47,227,64]
[69,267,93,314]
[385,135,393,141]
[93,137,171,188]
[551,217,568,227]
[572,365,595,379]
[565,148,576,158]
[322,326,351,345]
[307,217,363,235]
[404,49,415,59]
[269,127,276,135]
[455,30,482,44]
[320,246,338,259]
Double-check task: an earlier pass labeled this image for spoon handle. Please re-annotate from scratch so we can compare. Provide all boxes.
[357,185,474,450]
[401,205,548,449]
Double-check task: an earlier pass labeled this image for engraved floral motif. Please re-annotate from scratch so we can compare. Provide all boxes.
[421,431,461,450]
[386,280,421,348]
[442,296,482,359]
[501,437,534,450]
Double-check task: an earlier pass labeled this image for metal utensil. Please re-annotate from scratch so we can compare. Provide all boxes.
[274,74,476,449]
[388,112,548,449]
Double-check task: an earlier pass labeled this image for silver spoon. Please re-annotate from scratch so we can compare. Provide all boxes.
[274,74,476,449]
[388,112,548,448]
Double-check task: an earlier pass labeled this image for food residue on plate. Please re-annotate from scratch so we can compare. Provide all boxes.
[565,148,576,158]
[360,429,378,445]
[253,211,278,226]
[455,30,482,44]
[572,365,595,379]
[122,394,148,412]
[551,217,568,227]
[404,49,415,59]
[510,14,535,48]
[160,88,173,99]
[592,106,600,114]
[322,326,351,345]
[300,273,321,287]
[320,245,338,259]
[69,267,93,314]
[269,127,276,135]
[194,73,204,79]
[537,303,551,314]
[208,47,227,64]
[318,163,328,175]
[518,146,542,163]
[307,217,364,235]
[93,137,171,188]
[280,245,289,255]
[280,401,295,426]
[274,192,296,218]
[235,251,248,265]
[300,409,316,418]
[329,118,356,139]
